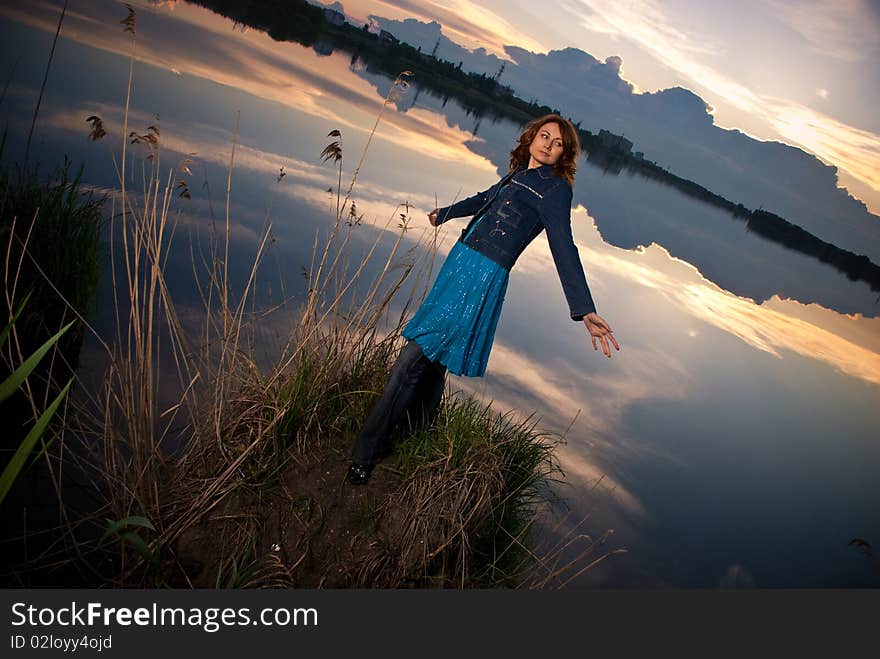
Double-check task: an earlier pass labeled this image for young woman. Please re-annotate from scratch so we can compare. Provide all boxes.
[348,114,620,484]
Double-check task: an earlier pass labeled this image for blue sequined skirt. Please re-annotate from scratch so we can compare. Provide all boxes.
[402,241,508,377]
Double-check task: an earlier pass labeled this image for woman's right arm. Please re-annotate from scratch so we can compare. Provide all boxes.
[431,182,498,225]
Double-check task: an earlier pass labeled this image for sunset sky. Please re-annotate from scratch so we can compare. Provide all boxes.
[332,0,880,214]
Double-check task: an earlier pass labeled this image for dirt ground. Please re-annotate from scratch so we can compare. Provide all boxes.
[174,443,403,588]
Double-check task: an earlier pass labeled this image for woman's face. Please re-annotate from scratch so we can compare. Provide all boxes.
[527,121,565,168]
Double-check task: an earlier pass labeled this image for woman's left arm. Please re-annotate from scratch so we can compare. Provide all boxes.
[539,182,620,358]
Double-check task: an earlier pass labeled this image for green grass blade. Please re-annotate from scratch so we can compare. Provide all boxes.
[118,530,158,565]
[227,558,239,589]
[0,319,75,403]
[99,516,157,546]
[0,377,72,505]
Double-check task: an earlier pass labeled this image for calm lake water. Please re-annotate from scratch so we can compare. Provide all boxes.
[2,0,879,587]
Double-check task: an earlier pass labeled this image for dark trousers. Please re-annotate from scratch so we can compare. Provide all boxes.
[351,340,447,465]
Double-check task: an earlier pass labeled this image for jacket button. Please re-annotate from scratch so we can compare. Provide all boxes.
[505,200,510,205]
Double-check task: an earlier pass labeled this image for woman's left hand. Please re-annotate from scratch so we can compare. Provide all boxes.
[583,312,620,358]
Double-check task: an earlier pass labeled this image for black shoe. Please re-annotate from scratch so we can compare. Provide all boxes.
[348,462,373,485]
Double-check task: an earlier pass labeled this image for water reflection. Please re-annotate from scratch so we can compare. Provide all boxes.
[2,0,878,587]
[577,164,880,317]
[0,0,498,177]
[8,0,874,318]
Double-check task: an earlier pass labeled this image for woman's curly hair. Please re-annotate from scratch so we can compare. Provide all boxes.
[508,114,580,185]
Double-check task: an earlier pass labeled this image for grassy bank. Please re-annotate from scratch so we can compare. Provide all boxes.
[171,357,593,589]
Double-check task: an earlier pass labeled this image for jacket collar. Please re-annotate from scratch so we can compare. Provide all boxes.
[522,163,555,179]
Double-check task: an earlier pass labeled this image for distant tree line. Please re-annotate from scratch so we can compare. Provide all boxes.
[187,0,323,42]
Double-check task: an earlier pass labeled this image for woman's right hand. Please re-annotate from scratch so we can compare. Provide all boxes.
[428,208,439,226]
[583,312,621,358]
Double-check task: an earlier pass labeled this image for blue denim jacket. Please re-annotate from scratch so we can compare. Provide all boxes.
[436,164,596,319]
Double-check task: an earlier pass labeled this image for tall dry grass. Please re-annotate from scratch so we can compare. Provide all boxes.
[66,39,441,582]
